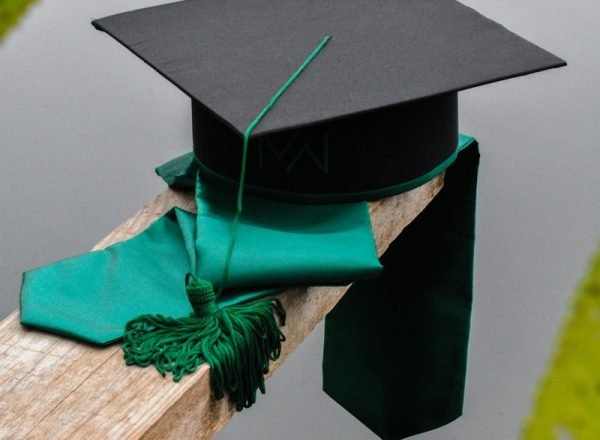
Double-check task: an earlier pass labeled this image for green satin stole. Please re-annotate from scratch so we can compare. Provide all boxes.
[20,134,478,440]
[20,175,381,344]
[324,139,479,439]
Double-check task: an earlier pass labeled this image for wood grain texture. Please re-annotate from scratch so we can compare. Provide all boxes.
[0,174,443,440]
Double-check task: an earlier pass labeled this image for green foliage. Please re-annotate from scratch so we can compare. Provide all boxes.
[0,0,37,41]
[522,245,600,439]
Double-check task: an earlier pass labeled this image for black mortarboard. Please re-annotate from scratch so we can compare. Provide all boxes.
[93,0,564,201]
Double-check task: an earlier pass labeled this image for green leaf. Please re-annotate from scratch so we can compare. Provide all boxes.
[0,0,38,42]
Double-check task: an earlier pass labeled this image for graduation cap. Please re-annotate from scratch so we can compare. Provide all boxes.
[89,0,563,424]
[19,0,565,435]
[92,0,565,201]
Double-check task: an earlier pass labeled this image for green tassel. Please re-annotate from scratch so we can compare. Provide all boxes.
[123,273,286,410]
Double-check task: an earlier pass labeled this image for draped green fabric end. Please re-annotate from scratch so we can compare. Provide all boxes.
[323,143,480,439]
[123,274,286,410]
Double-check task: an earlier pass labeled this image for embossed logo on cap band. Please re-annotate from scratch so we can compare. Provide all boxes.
[257,133,330,174]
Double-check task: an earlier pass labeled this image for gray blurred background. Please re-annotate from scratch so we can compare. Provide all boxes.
[0,1,598,438]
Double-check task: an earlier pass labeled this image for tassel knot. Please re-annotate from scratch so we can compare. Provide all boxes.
[185,273,219,317]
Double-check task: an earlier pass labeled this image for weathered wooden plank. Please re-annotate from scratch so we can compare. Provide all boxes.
[0,174,443,440]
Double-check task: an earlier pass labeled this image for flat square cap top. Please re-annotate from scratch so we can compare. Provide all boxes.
[93,0,565,137]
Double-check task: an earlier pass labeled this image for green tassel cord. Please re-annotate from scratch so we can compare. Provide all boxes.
[124,274,286,410]
[122,36,331,409]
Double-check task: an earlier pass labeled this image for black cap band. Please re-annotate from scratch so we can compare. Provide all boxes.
[193,93,458,202]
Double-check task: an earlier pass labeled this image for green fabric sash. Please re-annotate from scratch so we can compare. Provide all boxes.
[323,140,479,439]
[20,134,478,440]
[20,176,381,345]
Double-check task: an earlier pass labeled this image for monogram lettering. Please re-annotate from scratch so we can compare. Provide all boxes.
[257,133,330,174]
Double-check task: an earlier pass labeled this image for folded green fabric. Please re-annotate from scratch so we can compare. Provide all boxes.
[323,140,479,440]
[194,176,381,290]
[20,175,381,345]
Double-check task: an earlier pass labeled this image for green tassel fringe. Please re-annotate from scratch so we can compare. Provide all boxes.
[123,274,286,410]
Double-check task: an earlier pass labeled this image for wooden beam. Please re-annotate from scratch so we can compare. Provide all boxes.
[0,174,443,440]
